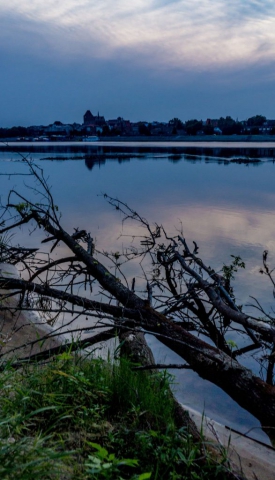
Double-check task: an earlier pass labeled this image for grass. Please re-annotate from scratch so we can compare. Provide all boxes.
[0,351,235,479]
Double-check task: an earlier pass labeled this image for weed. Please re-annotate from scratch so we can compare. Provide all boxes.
[0,354,235,479]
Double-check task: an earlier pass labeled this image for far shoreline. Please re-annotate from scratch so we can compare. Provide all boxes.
[2,134,275,145]
[2,136,275,157]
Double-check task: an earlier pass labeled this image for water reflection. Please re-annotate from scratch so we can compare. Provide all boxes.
[84,154,134,170]
[169,154,183,163]
[85,156,106,170]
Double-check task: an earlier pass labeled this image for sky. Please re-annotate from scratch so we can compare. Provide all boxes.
[1,0,275,126]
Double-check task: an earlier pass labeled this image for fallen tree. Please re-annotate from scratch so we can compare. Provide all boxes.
[1,159,275,441]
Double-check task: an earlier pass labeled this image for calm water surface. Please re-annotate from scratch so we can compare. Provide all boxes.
[1,143,275,442]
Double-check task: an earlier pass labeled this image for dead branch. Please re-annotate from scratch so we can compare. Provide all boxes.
[1,159,275,441]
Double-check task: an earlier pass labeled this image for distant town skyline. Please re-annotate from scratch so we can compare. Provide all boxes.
[1,1,275,127]
[2,112,273,140]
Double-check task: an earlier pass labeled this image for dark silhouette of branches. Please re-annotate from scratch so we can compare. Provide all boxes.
[1,158,275,441]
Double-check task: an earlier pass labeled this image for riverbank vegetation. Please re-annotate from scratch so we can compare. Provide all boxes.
[0,352,235,479]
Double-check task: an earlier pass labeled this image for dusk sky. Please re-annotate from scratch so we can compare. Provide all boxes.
[1,0,275,127]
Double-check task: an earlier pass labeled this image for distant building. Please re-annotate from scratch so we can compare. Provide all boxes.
[83,110,105,127]
[107,117,131,135]
[260,120,275,133]
[45,121,73,135]
[150,122,174,136]
[83,110,94,125]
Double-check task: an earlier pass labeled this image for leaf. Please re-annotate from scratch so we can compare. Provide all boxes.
[52,369,74,379]
[26,406,59,418]
[137,473,152,480]
[88,442,108,459]
[113,339,126,358]
[56,352,72,361]
[117,458,138,467]
[226,340,238,350]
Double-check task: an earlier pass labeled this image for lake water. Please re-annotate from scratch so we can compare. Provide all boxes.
[1,141,275,443]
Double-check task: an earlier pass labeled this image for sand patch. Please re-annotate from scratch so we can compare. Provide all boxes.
[0,263,62,360]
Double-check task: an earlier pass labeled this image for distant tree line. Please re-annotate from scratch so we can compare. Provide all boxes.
[0,126,29,138]
[122,114,275,137]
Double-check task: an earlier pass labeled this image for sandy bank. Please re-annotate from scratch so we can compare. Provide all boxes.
[0,263,62,359]
[183,404,275,480]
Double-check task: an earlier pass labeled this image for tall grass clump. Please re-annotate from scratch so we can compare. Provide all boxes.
[0,352,235,479]
[107,358,175,429]
[0,360,71,479]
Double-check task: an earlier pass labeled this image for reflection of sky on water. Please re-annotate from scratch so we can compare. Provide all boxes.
[1,151,275,443]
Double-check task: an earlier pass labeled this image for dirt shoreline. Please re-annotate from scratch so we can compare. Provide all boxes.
[185,405,275,480]
[0,263,62,359]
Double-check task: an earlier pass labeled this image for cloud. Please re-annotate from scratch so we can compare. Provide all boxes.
[1,0,275,125]
[1,0,275,71]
